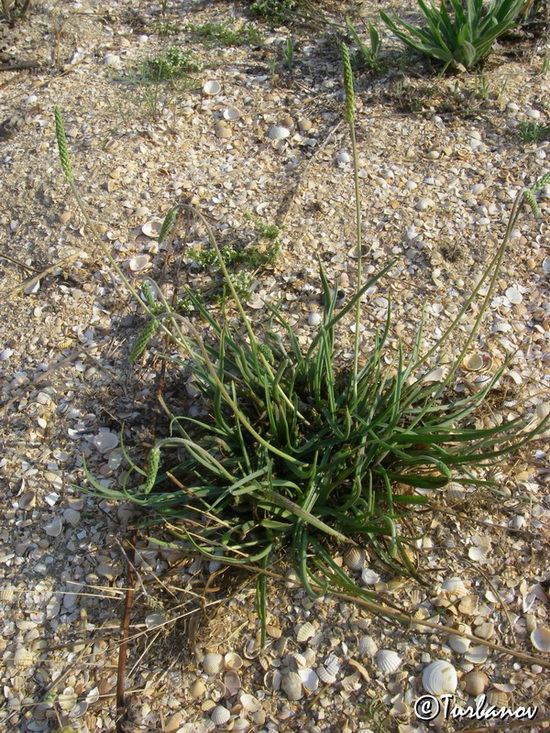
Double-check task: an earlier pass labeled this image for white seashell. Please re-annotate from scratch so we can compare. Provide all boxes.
[441,577,468,597]
[210,704,230,726]
[462,353,484,372]
[285,568,301,587]
[58,689,77,712]
[375,649,402,675]
[361,568,380,585]
[505,286,522,304]
[422,660,457,695]
[63,507,81,527]
[224,651,243,670]
[461,670,489,696]
[543,256,550,275]
[141,219,163,238]
[267,125,290,140]
[25,280,40,294]
[446,482,466,500]
[468,544,489,561]
[239,692,261,713]
[128,254,150,272]
[202,652,224,675]
[247,293,264,309]
[530,626,550,652]
[224,670,241,697]
[336,150,351,164]
[317,666,336,685]
[190,680,206,699]
[464,645,488,664]
[92,431,118,453]
[448,628,471,654]
[358,635,378,657]
[44,517,63,537]
[243,637,261,658]
[296,622,316,643]
[203,80,221,95]
[233,719,249,732]
[0,586,15,603]
[344,548,366,571]
[298,667,319,691]
[308,311,322,327]
[281,671,303,700]
[13,646,34,668]
[222,107,240,120]
[323,655,340,678]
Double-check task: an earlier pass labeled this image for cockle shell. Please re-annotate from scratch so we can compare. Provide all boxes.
[281,671,303,701]
[422,660,457,695]
[344,548,366,571]
[202,652,223,675]
[141,219,162,238]
[222,107,240,121]
[447,625,471,654]
[486,689,508,708]
[461,670,489,696]
[13,646,34,668]
[462,353,485,371]
[210,704,231,725]
[441,577,468,597]
[375,649,402,675]
[267,125,290,140]
[358,635,378,657]
[128,254,150,272]
[531,626,550,652]
[239,692,261,713]
[224,651,243,670]
[298,667,319,691]
[296,622,315,643]
[203,80,221,95]
[0,586,15,603]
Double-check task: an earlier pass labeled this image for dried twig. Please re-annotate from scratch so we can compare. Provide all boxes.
[6,250,84,296]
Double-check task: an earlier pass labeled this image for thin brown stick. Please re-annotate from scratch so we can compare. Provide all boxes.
[6,250,84,296]
[0,60,40,71]
[233,563,550,668]
[115,529,138,731]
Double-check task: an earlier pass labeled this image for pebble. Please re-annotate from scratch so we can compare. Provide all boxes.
[298,118,312,132]
[526,109,541,119]
[308,312,322,327]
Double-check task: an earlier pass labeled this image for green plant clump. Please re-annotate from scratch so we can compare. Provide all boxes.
[346,17,382,71]
[186,19,262,46]
[54,52,549,639]
[517,120,550,143]
[140,47,203,81]
[251,0,297,25]
[381,0,526,72]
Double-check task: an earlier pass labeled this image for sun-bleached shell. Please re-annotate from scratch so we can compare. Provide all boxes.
[13,646,34,668]
[281,671,303,700]
[128,254,150,272]
[530,626,550,652]
[296,621,315,643]
[210,704,231,725]
[358,635,378,657]
[224,651,243,670]
[298,667,319,691]
[239,692,261,712]
[441,577,468,597]
[222,107,240,120]
[422,660,457,695]
[203,80,221,95]
[375,649,402,675]
[202,652,223,675]
[267,125,290,140]
[141,219,163,238]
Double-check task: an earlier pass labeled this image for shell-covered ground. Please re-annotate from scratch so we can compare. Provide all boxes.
[0,0,549,731]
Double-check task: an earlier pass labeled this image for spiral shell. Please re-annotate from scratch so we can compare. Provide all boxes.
[422,660,457,695]
[375,649,402,675]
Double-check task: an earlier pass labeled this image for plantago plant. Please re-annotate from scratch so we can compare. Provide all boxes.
[55,55,549,639]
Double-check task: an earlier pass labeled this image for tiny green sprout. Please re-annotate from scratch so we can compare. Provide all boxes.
[54,107,73,181]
